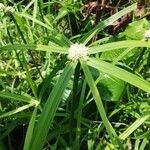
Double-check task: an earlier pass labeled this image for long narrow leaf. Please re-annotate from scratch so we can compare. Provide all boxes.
[30,62,76,150]
[0,103,37,119]
[80,60,123,148]
[0,92,38,104]
[17,13,53,30]
[23,108,38,150]
[87,58,150,93]
[0,44,68,53]
[32,0,38,27]
[119,114,150,140]
[88,40,150,54]
[80,3,137,44]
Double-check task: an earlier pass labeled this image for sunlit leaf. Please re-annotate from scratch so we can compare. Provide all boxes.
[30,62,76,150]
[87,58,150,93]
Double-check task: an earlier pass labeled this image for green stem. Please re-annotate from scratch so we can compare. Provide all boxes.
[133,47,147,72]
[141,49,150,76]
[81,61,124,149]
[75,80,86,150]
[69,62,80,145]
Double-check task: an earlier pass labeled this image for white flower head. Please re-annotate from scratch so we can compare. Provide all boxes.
[68,43,89,61]
[0,3,5,12]
[5,6,15,14]
[144,29,150,39]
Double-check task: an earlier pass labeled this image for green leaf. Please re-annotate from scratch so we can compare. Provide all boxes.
[89,67,125,102]
[51,31,73,47]
[30,62,76,150]
[0,103,36,119]
[39,58,66,100]
[80,60,123,148]
[0,44,68,54]
[139,138,148,150]
[80,3,137,44]
[112,47,136,64]
[23,108,37,150]
[32,0,38,27]
[119,114,150,140]
[136,130,150,140]
[16,13,53,30]
[88,40,150,54]
[87,58,150,94]
[53,9,68,23]
[97,73,125,102]
[121,18,150,40]
[0,92,38,104]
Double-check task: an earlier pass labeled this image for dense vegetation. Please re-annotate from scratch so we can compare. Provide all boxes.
[0,0,150,149]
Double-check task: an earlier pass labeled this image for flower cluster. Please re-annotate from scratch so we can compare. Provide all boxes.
[144,29,150,39]
[68,43,89,61]
[0,3,15,14]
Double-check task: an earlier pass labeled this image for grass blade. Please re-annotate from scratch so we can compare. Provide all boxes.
[0,44,68,54]
[88,40,150,54]
[75,80,86,150]
[16,13,53,30]
[80,60,123,149]
[0,103,37,119]
[80,3,137,44]
[0,92,38,104]
[119,114,150,140]
[23,108,37,150]
[87,58,150,93]
[30,62,76,150]
[32,0,38,27]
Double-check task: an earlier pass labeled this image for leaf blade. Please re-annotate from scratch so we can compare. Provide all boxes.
[89,40,150,54]
[30,62,76,150]
[80,3,137,44]
[87,58,150,93]
[0,44,68,54]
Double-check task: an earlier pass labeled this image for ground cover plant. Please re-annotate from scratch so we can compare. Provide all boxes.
[0,0,150,149]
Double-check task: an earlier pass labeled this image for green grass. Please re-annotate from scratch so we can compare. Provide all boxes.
[0,0,150,150]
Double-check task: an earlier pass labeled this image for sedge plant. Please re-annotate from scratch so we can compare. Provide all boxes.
[0,1,150,150]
